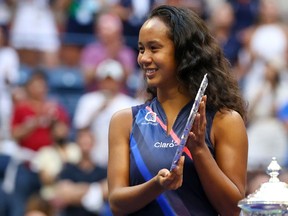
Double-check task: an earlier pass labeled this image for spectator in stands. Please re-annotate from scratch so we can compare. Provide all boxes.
[80,11,137,93]
[246,58,288,170]
[73,59,139,169]
[31,120,81,202]
[236,0,288,97]
[3,70,70,216]
[231,0,288,171]
[0,25,20,142]
[54,0,108,46]
[111,0,155,52]
[9,0,60,68]
[53,129,108,216]
[208,1,242,66]
[11,69,70,153]
[227,0,259,33]
[53,0,130,73]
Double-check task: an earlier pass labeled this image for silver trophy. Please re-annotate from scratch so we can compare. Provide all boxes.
[238,157,288,215]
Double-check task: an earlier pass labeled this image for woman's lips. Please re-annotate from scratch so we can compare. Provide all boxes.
[145,69,157,78]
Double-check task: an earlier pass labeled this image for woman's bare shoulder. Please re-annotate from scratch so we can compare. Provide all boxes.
[109,107,134,132]
[214,109,244,125]
[111,108,133,124]
[108,108,134,145]
[212,109,247,142]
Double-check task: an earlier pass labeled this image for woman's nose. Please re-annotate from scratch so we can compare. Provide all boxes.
[138,51,152,65]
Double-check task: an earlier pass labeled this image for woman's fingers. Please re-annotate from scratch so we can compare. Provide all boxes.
[157,156,185,190]
[187,96,207,152]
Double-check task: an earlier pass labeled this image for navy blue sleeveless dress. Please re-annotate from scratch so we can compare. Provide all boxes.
[129,98,218,216]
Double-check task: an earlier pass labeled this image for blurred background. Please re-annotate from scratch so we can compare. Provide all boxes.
[1,0,288,215]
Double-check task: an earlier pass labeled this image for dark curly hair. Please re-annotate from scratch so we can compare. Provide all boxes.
[144,5,247,121]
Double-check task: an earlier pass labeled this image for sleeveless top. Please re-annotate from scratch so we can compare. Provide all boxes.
[129,98,218,216]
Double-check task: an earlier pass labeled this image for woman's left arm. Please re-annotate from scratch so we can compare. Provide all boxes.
[187,96,248,216]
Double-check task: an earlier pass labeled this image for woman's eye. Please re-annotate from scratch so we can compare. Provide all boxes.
[138,47,144,54]
[150,46,159,52]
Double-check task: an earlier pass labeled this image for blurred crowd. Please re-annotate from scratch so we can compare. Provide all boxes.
[1,0,288,215]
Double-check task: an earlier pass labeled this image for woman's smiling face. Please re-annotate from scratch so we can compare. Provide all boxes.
[137,17,178,89]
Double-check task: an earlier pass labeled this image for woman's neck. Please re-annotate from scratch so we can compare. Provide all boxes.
[157,89,191,134]
[157,87,191,108]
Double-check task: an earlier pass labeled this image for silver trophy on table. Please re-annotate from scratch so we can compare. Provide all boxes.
[238,157,288,215]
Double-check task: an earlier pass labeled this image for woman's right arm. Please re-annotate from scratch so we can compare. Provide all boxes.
[108,108,184,216]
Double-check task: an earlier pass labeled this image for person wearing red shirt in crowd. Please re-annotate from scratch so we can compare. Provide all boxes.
[11,69,69,152]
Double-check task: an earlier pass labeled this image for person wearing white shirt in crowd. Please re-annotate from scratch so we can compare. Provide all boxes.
[0,26,20,142]
[246,58,288,170]
[73,58,140,169]
[9,0,60,68]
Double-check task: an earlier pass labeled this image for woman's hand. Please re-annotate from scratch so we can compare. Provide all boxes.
[156,156,185,190]
[186,95,207,154]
